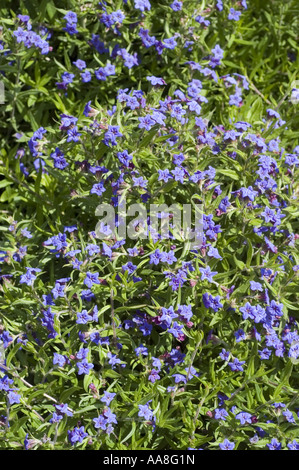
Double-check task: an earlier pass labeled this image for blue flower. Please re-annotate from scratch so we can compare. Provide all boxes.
[214,408,229,420]
[146,76,166,86]
[219,438,235,450]
[84,272,100,288]
[228,358,246,372]
[228,8,242,21]
[73,59,86,70]
[7,391,21,405]
[134,0,151,12]
[267,438,281,450]
[76,360,94,375]
[138,115,156,131]
[20,267,41,286]
[68,426,88,445]
[138,402,153,420]
[235,412,252,425]
[170,1,182,11]
[199,266,217,282]
[135,345,148,356]
[100,391,116,406]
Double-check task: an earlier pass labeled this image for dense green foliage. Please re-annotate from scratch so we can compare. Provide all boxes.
[0,0,299,451]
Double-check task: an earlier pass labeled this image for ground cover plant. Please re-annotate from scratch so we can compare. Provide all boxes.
[0,0,299,450]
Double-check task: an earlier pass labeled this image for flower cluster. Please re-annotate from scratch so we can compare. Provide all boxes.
[0,0,299,452]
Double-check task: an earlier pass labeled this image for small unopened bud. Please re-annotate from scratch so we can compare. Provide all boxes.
[89,383,97,393]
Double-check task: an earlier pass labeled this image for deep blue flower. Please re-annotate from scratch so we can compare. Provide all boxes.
[76,360,94,375]
[267,438,281,450]
[219,439,235,450]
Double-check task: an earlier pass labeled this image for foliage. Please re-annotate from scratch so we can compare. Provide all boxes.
[0,0,299,450]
